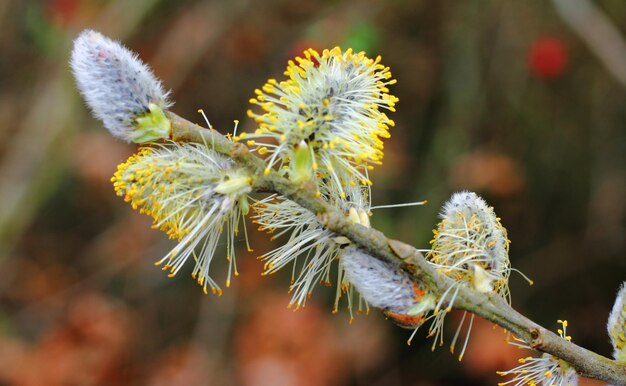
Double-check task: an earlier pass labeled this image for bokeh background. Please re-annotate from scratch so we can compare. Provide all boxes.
[0,0,624,385]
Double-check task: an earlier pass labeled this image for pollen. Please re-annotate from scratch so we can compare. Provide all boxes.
[498,321,579,386]
[113,141,253,295]
[427,191,514,301]
[243,46,398,194]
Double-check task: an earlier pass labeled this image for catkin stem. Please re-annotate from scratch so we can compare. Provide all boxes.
[168,111,626,385]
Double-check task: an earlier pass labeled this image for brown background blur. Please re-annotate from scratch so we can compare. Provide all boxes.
[0,1,624,385]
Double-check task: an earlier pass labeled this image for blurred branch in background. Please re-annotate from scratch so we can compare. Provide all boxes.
[0,0,160,256]
[553,0,626,88]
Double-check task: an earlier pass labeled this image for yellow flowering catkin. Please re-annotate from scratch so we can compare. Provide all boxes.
[245,47,398,197]
[112,142,253,295]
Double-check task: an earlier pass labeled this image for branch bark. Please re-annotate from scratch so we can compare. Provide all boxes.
[167,111,626,385]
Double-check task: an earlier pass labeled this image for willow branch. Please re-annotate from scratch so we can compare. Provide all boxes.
[168,111,626,385]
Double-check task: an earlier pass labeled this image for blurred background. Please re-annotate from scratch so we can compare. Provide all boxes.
[0,0,624,385]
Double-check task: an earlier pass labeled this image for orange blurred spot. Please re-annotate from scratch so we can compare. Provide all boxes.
[449,150,525,198]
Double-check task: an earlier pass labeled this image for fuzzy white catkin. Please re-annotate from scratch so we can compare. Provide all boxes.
[340,246,420,314]
[433,191,512,297]
[440,191,509,265]
[608,282,626,361]
[70,29,170,141]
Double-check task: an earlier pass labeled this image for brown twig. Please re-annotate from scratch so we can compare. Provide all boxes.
[167,111,626,385]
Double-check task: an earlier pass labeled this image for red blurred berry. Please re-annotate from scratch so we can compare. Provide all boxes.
[46,0,78,28]
[528,37,569,80]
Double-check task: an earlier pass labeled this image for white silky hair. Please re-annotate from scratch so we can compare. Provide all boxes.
[70,29,170,141]
[340,246,419,314]
[608,281,626,360]
[439,191,511,291]
[441,191,509,261]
